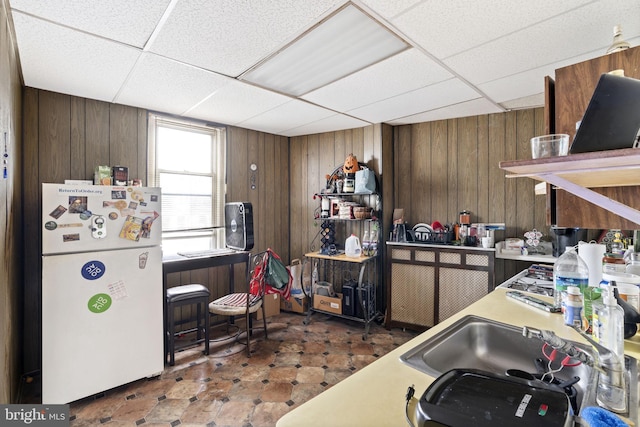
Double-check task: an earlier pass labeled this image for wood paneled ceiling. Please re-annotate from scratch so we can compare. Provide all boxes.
[7,0,640,136]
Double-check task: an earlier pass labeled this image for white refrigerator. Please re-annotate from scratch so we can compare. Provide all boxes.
[41,183,164,404]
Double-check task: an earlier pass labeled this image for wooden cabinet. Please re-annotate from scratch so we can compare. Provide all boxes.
[550,45,640,229]
[386,243,495,330]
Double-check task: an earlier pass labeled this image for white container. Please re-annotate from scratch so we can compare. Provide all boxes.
[563,286,584,327]
[345,234,362,258]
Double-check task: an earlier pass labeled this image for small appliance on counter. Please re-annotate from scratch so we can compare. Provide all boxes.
[414,369,573,427]
[550,226,587,257]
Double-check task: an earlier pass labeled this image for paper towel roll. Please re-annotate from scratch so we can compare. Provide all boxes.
[578,242,606,287]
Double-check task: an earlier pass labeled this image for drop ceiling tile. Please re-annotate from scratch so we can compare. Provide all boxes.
[185,80,293,126]
[148,0,344,77]
[237,100,336,135]
[302,48,453,111]
[477,50,599,104]
[348,78,480,123]
[115,53,232,116]
[12,11,141,102]
[281,114,370,137]
[357,0,423,20]
[387,98,504,125]
[9,0,170,47]
[443,0,640,85]
[390,0,594,59]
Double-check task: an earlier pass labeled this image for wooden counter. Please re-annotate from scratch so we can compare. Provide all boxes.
[277,288,640,427]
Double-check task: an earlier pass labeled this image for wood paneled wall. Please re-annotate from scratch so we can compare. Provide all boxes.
[0,0,23,403]
[392,109,548,284]
[21,90,290,373]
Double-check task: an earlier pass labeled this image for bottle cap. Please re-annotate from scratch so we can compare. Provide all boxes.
[567,286,581,295]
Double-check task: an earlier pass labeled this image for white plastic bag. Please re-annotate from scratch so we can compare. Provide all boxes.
[289,259,303,298]
[355,169,376,194]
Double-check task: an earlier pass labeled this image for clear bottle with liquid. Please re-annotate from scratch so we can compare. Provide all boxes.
[370,230,378,257]
[554,246,589,309]
[592,283,626,412]
[610,232,624,255]
[362,231,371,257]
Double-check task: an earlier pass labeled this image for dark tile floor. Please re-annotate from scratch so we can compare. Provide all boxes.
[24,311,417,427]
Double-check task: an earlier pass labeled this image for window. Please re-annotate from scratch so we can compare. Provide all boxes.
[148,114,226,254]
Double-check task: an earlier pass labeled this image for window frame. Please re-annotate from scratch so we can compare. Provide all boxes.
[147,113,227,252]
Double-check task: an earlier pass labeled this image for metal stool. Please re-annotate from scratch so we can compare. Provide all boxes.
[165,284,210,366]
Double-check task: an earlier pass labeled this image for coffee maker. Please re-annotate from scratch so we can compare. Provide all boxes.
[550,226,588,257]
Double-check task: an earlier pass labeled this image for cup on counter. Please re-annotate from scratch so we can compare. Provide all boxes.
[481,237,492,248]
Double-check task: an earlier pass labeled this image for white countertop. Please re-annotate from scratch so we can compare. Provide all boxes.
[276,288,640,427]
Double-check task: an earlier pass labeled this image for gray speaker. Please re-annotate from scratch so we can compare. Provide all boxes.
[225,202,254,251]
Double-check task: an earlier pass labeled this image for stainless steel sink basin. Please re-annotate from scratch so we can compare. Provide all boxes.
[400,315,638,423]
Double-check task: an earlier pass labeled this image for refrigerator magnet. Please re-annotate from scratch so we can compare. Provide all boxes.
[44,221,57,230]
[88,293,112,314]
[49,205,67,219]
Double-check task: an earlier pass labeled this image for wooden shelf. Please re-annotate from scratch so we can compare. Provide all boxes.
[499,148,640,226]
[500,148,640,187]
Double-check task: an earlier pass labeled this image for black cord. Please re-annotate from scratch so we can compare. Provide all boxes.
[405,384,416,427]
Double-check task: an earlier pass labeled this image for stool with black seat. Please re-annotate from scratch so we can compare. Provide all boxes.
[165,284,210,366]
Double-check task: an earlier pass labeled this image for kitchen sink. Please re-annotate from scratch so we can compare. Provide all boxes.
[400,315,638,423]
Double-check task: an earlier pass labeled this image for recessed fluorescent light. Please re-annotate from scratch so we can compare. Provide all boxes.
[240,4,408,97]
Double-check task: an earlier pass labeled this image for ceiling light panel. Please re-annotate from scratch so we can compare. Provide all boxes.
[147,0,343,77]
[241,4,409,96]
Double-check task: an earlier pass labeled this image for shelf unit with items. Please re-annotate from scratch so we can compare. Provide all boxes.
[304,161,382,339]
[302,252,378,340]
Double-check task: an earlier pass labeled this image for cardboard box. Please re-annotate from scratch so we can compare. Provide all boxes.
[280,296,309,314]
[313,293,343,315]
[255,293,280,320]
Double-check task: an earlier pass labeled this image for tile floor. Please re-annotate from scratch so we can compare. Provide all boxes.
[25,311,417,427]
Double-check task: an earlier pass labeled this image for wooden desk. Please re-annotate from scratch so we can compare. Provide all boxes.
[163,251,250,282]
[162,251,251,323]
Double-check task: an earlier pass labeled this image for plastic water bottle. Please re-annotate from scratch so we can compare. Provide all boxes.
[362,231,371,256]
[370,230,378,257]
[311,262,319,294]
[554,246,589,309]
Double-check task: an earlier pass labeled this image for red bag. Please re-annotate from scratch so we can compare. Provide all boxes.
[249,249,292,300]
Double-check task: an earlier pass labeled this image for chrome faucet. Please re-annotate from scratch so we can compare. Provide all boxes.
[522,325,627,413]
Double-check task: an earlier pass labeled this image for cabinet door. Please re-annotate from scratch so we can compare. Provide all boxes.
[438,251,491,323]
[439,268,489,323]
[390,250,435,328]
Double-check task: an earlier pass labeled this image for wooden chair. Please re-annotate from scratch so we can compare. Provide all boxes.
[208,251,270,356]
